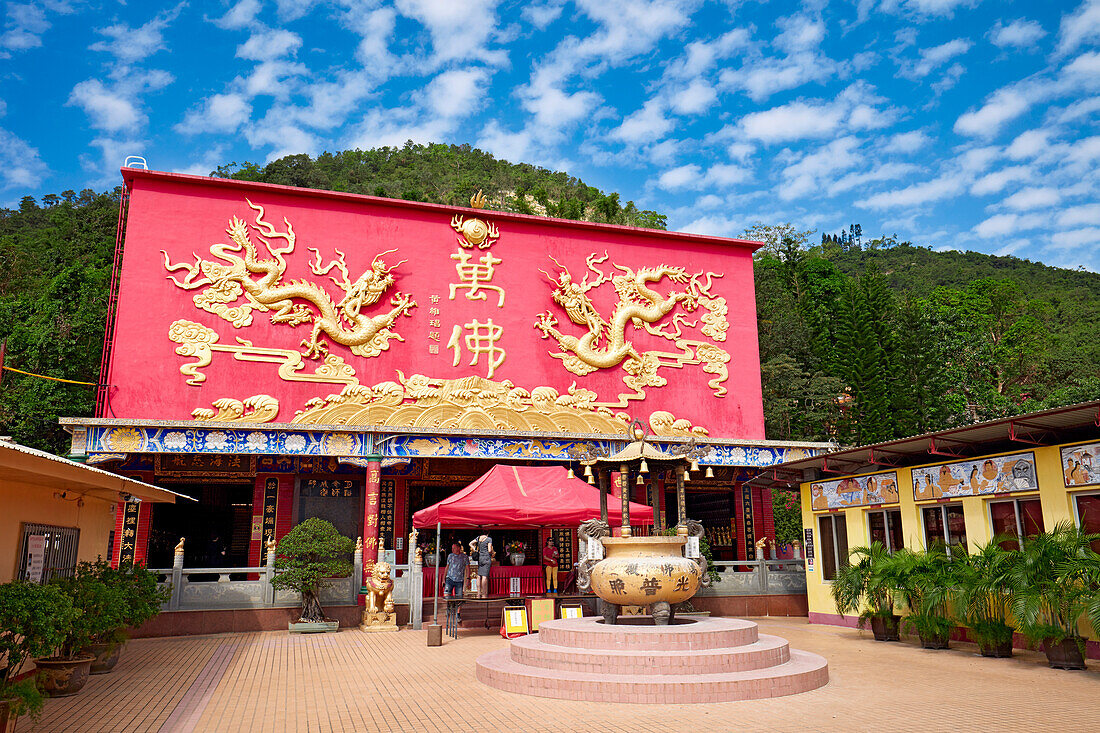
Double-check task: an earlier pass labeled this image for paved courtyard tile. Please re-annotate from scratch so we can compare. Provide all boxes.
[26,617,1100,733]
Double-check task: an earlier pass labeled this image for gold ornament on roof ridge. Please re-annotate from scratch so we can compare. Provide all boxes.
[161,199,416,360]
[534,254,731,403]
[451,190,499,249]
[289,371,707,436]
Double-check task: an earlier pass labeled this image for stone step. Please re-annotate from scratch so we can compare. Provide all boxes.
[511,632,791,675]
[476,647,830,703]
[536,616,759,651]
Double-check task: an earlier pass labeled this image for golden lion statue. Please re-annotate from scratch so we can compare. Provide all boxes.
[361,561,397,632]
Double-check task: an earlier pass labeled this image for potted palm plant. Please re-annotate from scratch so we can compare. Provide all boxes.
[1009,522,1100,670]
[953,538,1017,657]
[271,518,356,632]
[885,547,957,649]
[831,543,900,641]
[0,582,75,730]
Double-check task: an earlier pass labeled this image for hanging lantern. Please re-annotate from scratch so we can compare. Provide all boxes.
[639,458,649,474]
[583,464,593,478]
[705,466,715,479]
[567,466,576,479]
[690,459,700,473]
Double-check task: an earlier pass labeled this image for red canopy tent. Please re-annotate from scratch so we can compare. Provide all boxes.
[412,464,654,528]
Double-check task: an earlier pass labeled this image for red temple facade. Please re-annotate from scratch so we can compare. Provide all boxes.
[63,168,829,581]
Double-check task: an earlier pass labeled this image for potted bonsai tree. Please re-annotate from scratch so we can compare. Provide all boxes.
[953,538,1018,657]
[87,560,167,674]
[886,547,958,649]
[271,518,356,633]
[1009,522,1100,669]
[38,567,116,697]
[0,582,75,730]
[831,543,900,641]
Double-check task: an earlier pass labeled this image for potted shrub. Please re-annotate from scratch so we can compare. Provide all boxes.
[831,543,900,641]
[954,538,1017,657]
[883,547,957,649]
[87,560,168,674]
[37,568,116,697]
[0,582,76,730]
[1010,522,1100,670]
[271,518,356,633]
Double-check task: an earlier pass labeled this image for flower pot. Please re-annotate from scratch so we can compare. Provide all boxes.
[869,615,901,642]
[1043,637,1086,670]
[509,553,525,566]
[979,639,1014,658]
[918,631,950,650]
[35,655,95,697]
[289,620,340,634]
[88,642,123,674]
[589,536,701,607]
[0,700,18,733]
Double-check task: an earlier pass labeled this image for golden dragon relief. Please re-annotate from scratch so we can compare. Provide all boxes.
[534,253,731,404]
[161,199,416,360]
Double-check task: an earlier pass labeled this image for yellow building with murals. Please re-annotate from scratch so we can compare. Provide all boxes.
[753,401,1100,655]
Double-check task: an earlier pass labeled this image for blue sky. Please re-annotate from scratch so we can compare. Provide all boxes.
[2,0,1099,270]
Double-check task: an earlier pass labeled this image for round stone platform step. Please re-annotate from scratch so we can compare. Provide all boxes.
[476,647,829,703]
[536,616,759,651]
[510,632,791,675]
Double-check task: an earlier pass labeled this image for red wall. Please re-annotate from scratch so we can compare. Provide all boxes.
[103,170,765,439]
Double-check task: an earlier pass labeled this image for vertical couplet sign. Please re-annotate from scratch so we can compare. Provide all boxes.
[552,529,573,568]
[363,459,381,578]
[25,535,45,583]
[803,527,815,572]
[119,501,141,565]
[379,478,395,553]
[741,485,755,559]
[620,466,630,535]
[261,477,279,544]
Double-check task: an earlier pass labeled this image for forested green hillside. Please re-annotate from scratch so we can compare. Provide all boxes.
[1,143,1097,453]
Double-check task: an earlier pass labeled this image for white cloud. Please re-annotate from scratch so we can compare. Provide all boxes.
[721,53,838,101]
[669,79,717,114]
[90,4,183,63]
[0,127,48,189]
[1057,204,1100,227]
[657,164,702,190]
[69,80,139,133]
[1006,129,1051,159]
[477,120,534,163]
[972,212,1045,238]
[954,87,1032,137]
[241,60,308,99]
[236,28,302,62]
[421,68,491,120]
[609,99,674,143]
[1,2,69,55]
[856,173,965,209]
[340,4,398,72]
[522,1,565,28]
[680,214,742,237]
[883,130,931,153]
[1057,0,1100,56]
[970,166,1033,195]
[880,0,979,18]
[663,30,751,80]
[773,14,825,54]
[176,93,252,135]
[395,0,507,67]
[519,64,601,132]
[1062,51,1100,82]
[737,101,844,143]
[829,162,918,196]
[213,0,263,30]
[706,163,749,188]
[779,136,861,200]
[246,116,320,161]
[1050,227,1100,250]
[899,38,971,79]
[989,18,1046,48]
[1003,186,1061,211]
[569,0,698,65]
[80,136,148,187]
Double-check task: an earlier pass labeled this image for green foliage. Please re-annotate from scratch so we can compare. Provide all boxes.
[1008,521,1100,645]
[660,526,718,583]
[271,518,355,623]
[0,582,75,719]
[952,538,1018,648]
[770,489,802,545]
[830,542,896,626]
[50,564,125,659]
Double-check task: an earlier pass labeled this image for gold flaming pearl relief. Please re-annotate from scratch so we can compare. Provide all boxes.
[450,190,499,249]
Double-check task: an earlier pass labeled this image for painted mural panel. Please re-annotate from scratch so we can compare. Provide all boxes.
[911,452,1037,500]
[104,170,765,440]
[1062,442,1100,488]
[810,472,899,511]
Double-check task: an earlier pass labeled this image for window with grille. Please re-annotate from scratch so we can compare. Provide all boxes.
[818,514,848,581]
[17,523,80,582]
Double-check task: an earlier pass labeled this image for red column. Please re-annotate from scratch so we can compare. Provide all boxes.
[363,458,381,583]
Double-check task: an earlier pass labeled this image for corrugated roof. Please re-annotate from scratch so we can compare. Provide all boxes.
[1,440,192,503]
[748,399,1100,489]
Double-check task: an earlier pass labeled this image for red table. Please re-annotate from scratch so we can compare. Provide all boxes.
[422,565,545,596]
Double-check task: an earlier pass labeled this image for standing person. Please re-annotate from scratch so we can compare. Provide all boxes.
[469,531,493,598]
[543,536,559,594]
[444,543,468,598]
